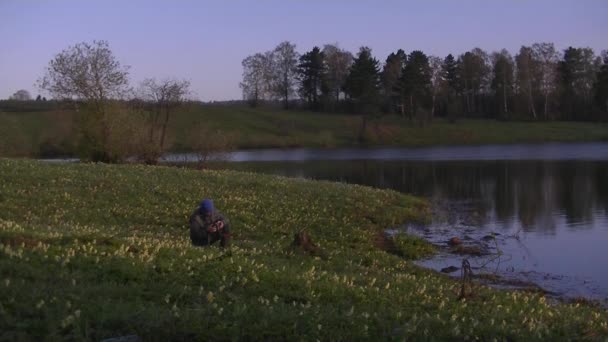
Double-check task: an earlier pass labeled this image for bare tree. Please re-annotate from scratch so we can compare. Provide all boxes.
[137,78,191,163]
[428,56,445,119]
[186,123,235,169]
[38,40,130,161]
[323,44,353,103]
[9,89,32,101]
[272,41,299,109]
[240,54,264,106]
[532,43,559,119]
[240,52,274,106]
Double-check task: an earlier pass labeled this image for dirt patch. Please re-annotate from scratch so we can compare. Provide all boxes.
[291,230,326,259]
[374,231,417,257]
[373,231,396,252]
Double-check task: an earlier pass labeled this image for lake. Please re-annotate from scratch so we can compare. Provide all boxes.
[171,142,608,304]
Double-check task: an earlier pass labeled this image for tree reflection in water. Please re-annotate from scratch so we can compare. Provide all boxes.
[223,160,608,234]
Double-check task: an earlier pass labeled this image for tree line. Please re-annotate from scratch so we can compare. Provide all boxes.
[240,41,608,122]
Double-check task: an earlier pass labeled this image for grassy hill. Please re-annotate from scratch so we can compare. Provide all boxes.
[0,159,606,340]
[1,104,607,157]
[170,105,608,149]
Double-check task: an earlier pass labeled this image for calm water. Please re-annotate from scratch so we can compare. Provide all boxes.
[164,142,608,162]
[189,142,608,303]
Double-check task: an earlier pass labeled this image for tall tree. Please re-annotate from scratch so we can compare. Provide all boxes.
[381,49,406,114]
[9,89,32,101]
[558,47,599,120]
[400,50,431,121]
[428,56,445,120]
[137,78,191,163]
[491,49,515,118]
[471,47,492,99]
[344,47,381,114]
[240,52,274,107]
[322,44,353,104]
[240,53,263,106]
[458,48,490,115]
[297,46,326,110]
[532,43,559,119]
[594,50,608,114]
[38,40,130,162]
[443,54,459,122]
[272,41,299,109]
[515,46,539,119]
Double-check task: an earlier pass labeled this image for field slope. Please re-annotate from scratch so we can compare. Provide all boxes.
[2,105,608,158]
[0,159,606,340]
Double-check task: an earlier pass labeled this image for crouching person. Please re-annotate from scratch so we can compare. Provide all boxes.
[189,199,231,248]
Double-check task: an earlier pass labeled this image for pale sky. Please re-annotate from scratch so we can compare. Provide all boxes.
[1,0,607,101]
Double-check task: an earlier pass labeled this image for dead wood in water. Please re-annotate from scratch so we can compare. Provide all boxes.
[459,259,474,299]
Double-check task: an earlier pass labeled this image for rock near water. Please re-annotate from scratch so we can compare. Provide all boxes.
[441,266,460,273]
[447,237,462,246]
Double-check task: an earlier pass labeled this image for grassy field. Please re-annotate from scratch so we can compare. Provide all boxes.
[1,105,608,157]
[171,105,608,149]
[0,110,75,157]
[1,159,607,340]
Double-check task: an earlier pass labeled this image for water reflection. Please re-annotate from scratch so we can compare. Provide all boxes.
[217,159,608,301]
[221,160,608,233]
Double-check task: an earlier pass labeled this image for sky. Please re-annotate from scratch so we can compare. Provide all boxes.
[1,0,607,101]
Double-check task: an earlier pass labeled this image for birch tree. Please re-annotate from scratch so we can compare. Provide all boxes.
[428,56,445,119]
[515,46,539,119]
[322,44,353,103]
[532,43,559,119]
[272,41,299,109]
[491,49,515,118]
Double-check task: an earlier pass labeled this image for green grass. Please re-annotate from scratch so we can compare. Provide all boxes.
[2,105,608,157]
[0,110,75,157]
[170,105,608,149]
[0,159,607,340]
[389,234,436,260]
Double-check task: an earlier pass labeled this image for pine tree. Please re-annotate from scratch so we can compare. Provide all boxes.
[558,47,597,120]
[344,47,381,114]
[381,49,406,114]
[594,51,608,115]
[443,54,459,91]
[297,47,326,110]
[400,50,431,121]
[443,54,459,122]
